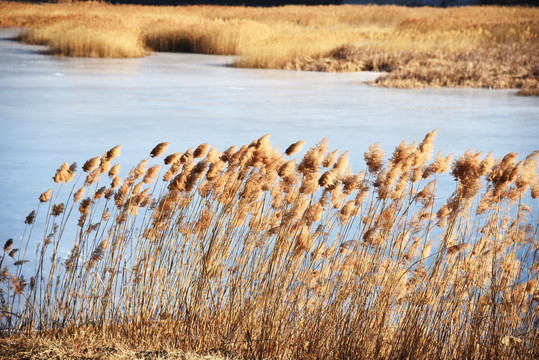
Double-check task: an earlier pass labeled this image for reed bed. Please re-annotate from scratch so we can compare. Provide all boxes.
[0,2,538,92]
[1,132,538,359]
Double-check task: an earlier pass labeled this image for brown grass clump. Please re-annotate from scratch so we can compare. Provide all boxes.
[0,2,537,92]
[372,43,539,90]
[1,132,538,359]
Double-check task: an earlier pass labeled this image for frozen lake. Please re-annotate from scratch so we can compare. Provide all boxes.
[1,28,538,248]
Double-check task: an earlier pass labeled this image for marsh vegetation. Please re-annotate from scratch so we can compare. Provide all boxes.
[0,2,537,92]
[1,133,538,359]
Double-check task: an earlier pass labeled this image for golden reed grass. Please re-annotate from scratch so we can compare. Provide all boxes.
[1,132,538,359]
[0,2,537,92]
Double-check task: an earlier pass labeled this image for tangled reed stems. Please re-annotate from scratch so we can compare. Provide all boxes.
[1,132,538,359]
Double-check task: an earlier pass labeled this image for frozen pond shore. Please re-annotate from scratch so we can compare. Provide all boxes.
[0,28,538,246]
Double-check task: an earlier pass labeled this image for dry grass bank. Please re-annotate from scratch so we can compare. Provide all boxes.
[0,2,538,91]
[0,334,230,359]
[1,132,538,359]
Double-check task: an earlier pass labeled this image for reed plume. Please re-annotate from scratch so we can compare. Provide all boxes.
[38,189,51,202]
[285,140,306,156]
[150,142,169,158]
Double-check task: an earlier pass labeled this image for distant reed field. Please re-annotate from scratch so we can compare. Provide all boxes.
[0,2,537,92]
[1,132,538,359]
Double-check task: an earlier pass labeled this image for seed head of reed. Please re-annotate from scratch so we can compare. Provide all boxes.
[333,151,350,171]
[355,186,369,206]
[162,163,180,182]
[414,129,437,171]
[339,200,356,225]
[227,144,247,166]
[364,142,385,174]
[206,159,226,182]
[185,161,208,192]
[39,189,52,203]
[299,172,319,195]
[8,249,20,260]
[514,150,539,192]
[451,149,487,200]
[143,165,161,184]
[298,138,328,175]
[82,156,100,172]
[24,210,36,225]
[85,169,100,184]
[305,201,324,225]
[78,197,91,215]
[164,152,182,166]
[53,161,75,183]
[423,151,453,179]
[179,149,194,165]
[69,161,77,172]
[389,140,416,171]
[322,149,339,169]
[104,144,121,162]
[73,186,86,203]
[3,238,13,253]
[531,179,539,199]
[168,169,189,193]
[86,240,106,271]
[193,143,210,158]
[221,145,237,162]
[389,173,408,201]
[108,176,121,189]
[205,147,220,163]
[488,152,520,197]
[363,226,381,246]
[342,172,363,195]
[285,140,306,156]
[64,245,80,272]
[374,166,403,200]
[150,142,170,158]
[108,163,120,178]
[421,242,433,259]
[238,146,255,169]
[447,243,469,256]
[51,203,65,216]
[92,186,106,200]
[319,168,340,189]
[130,159,148,180]
[278,159,297,184]
[415,180,436,207]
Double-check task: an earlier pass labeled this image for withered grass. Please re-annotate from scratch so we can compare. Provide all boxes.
[0,333,229,359]
[0,2,537,92]
[1,132,538,359]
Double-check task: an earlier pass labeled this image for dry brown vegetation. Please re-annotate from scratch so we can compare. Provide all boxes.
[1,132,539,359]
[0,2,538,92]
[0,334,230,360]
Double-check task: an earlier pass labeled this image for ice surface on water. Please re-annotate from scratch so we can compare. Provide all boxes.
[1,28,538,254]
